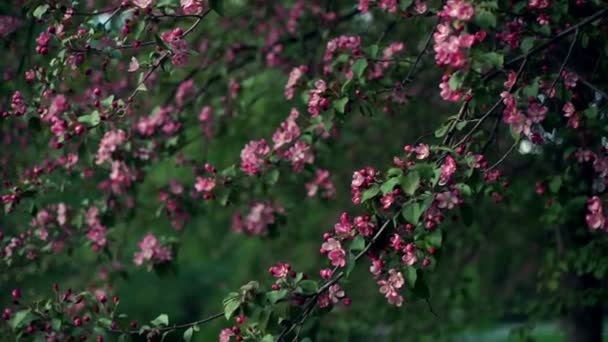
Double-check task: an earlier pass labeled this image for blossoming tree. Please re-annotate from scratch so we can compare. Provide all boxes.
[1,0,608,340]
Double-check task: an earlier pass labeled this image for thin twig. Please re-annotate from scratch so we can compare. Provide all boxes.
[276,218,394,341]
[548,29,579,94]
[484,140,518,171]
[108,312,224,335]
[483,8,608,83]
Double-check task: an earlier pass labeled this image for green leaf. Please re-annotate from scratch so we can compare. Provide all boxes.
[426,229,442,248]
[409,163,434,180]
[401,171,421,196]
[350,235,366,253]
[522,79,539,97]
[381,177,401,195]
[33,4,50,19]
[260,335,274,342]
[266,169,280,185]
[223,293,241,320]
[9,309,35,329]
[333,97,349,114]
[299,280,319,295]
[183,327,194,342]
[221,165,237,177]
[361,185,380,202]
[405,267,418,288]
[402,203,423,224]
[454,183,472,197]
[345,252,357,277]
[448,72,464,90]
[211,0,224,15]
[387,168,404,178]
[78,111,101,126]
[434,123,450,138]
[400,0,414,10]
[585,106,598,119]
[475,9,496,29]
[520,37,535,54]
[548,176,562,194]
[352,59,368,80]
[151,314,169,327]
[267,289,288,304]
[483,52,504,68]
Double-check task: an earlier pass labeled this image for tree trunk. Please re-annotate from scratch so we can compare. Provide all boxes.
[562,274,603,342]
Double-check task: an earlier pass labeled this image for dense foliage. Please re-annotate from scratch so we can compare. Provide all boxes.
[1,0,608,341]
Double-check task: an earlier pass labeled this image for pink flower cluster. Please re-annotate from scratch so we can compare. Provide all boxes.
[285,141,314,172]
[305,169,336,198]
[181,0,206,14]
[85,207,108,251]
[307,80,330,116]
[133,233,172,266]
[96,129,127,165]
[160,28,189,66]
[586,196,606,231]
[136,106,182,137]
[321,238,346,267]
[0,15,20,38]
[501,91,531,137]
[10,91,26,116]
[433,23,476,68]
[272,109,301,150]
[284,65,307,100]
[198,106,214,138]
[175,79,196,107]
[240,139,270,175]
[323,35,362,74]
[369,42,405,79]
[377,269,404,306]
[232,202,283,235]
[562,102,579,129]
[351,167,378,204]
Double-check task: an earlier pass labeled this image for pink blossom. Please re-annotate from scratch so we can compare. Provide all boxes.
[563,102,579,129]
[414,0,428,13]
[161,28,189,66]
[109,161,136,194]
[378,0,398,13]
[0,16,21,38]
[436,190,461,209]
[305,169,336,198]
[354,215,376,236]
[561,70,578,89]
[10,91,26,116]
[272,109,301,150]
[377,269,404,306]
[175,79,196,107]
[527,102,548,123]
[198,106,214,138]
[240,139,270,175]
[334,212,353,235]
[285,65,307,100]
[504,70,517,89]
[439,77,462,102]
[133,233,172,266]
[128,57,140,72]
[358,0,370,12]
[528,0,550,9]
[321,238,346,267]
[219,328,235,342]
[328,284,345,304]
[415,144,430,160]
[233,202,280,235]
[285,141,314,172]
[308,79,329,116]
[402,249,418,266]
[440,0,475,21]
[95,129,127,165]
[439,155,457,185]
[586,196,605,230]
[194,177,216,193]
[181,0,206,15]
[268,262,291,279]
[133,0,153,8]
